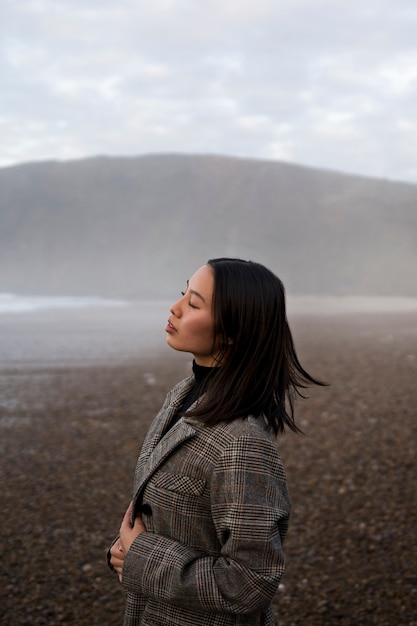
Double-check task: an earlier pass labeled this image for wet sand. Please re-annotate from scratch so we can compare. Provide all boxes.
[1,312,416,625]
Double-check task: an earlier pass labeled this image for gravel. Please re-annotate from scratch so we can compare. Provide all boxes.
[1,313,416,626]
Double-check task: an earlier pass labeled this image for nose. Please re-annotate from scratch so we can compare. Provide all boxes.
[170,295,183,317]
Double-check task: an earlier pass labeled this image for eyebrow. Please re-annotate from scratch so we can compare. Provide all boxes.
[186,280,206,303]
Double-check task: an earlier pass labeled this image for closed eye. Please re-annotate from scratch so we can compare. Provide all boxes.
[181,290,198,308]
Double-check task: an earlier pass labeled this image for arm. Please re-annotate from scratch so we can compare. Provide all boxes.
[121,435,290,615]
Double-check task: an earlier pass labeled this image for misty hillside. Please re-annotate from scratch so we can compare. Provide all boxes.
[1,154,416,298]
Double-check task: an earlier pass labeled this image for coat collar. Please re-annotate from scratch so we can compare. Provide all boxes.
[139,375,194,455]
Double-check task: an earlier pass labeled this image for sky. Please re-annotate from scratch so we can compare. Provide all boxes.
[2,0,417,183]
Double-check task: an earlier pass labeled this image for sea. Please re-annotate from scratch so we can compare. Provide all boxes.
[1,292,417,369]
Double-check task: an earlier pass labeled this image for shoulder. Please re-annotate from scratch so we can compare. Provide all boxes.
[186,415,286,476]
[187,412,274,442]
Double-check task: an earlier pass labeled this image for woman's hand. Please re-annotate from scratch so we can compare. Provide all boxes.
[109,540,125,582]
[110,502,146,582]
[119,501,146,553]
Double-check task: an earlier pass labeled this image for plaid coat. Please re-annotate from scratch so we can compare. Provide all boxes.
[111,375,291,626]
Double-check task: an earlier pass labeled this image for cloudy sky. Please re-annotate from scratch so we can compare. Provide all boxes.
[2,0,417,183]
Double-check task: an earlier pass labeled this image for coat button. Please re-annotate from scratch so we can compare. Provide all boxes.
[141,503,152,516]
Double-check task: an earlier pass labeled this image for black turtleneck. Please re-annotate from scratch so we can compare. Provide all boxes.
[164,360,215,434]
[180,360,214,412]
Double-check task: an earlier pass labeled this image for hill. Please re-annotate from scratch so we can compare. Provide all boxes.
[0,154,416,298]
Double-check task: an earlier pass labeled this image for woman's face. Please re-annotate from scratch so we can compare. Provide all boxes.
[165,264,219,366]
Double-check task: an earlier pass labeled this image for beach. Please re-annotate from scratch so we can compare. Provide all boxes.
[1,305,416,625]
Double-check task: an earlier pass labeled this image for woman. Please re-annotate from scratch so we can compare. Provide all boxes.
[108,258,322,626]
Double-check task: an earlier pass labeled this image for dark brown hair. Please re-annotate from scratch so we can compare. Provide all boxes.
[188,257,324,435]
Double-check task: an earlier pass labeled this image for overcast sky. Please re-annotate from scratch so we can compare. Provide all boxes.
[2,0,417,183]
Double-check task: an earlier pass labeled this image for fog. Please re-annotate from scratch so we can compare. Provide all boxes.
[2,295,417,369]
[1,156,417,301]
[0,302,169,368]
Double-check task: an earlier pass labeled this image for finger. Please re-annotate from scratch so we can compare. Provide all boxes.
[110,552,123,564]
[132,515,146,533]
[124,502,133,522]
[110,543,124,558]
[110,549,125,567]
[120,503,134,532]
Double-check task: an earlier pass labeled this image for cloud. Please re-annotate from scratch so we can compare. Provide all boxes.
[1,0,417,182]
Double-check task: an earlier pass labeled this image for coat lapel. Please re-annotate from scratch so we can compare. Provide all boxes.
[131,420,197,519]
[131,376,197,516]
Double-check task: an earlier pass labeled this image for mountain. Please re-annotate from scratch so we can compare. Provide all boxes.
[0,154,416,298]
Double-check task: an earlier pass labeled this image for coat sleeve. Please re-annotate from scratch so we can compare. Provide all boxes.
[120,433,291,615]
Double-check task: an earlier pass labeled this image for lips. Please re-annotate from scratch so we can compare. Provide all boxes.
[165,319,176,333]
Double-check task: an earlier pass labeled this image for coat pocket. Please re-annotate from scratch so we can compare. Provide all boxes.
[153,471,206,496]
